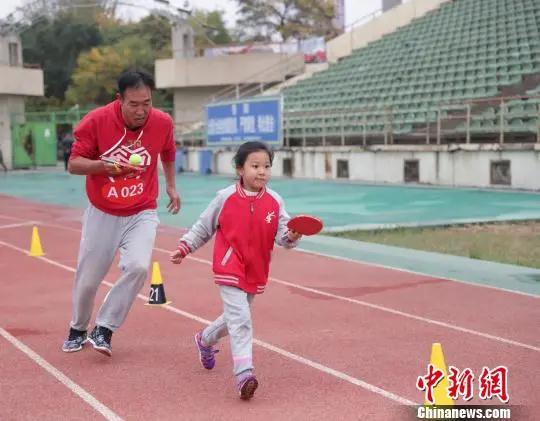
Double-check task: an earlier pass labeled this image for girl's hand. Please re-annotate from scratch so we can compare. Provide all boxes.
[288,230,302,242]
[170,249,184,264]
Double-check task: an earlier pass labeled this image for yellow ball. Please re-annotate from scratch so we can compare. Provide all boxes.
[129,153,142,166]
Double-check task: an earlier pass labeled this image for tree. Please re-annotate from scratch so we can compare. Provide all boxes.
[235,0,337,42]
[21,12,102,100]
[65,45,132,105]
[189,9,233,53]
[19,0,118,21]
[99,13,171,53]
[65,16,173,107]
[65,36,159,106]
[18,1,175,107]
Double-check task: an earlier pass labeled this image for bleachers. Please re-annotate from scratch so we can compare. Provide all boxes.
[282,0,540,143]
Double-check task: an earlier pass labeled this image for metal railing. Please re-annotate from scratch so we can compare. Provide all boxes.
[13,106,174,126]
[209,54,304,103]
[282,95,540,147]
[176,95,540,147]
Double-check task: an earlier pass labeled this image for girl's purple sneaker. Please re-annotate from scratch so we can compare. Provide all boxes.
[194,331,218,370]
[236,371,258,400]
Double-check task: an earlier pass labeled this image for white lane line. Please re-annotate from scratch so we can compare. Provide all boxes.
[0,214,31,221]
[0,213,24,218]
[153,248,540,353]
[296,246,539,299]
[0,221,37,230]
[0,239,415,406]
[270,278,540,352]
[0,241,78,273]
[4,213,536,298]
[1,228,538,353]
[0,327,123,421]
[108,281,416,406]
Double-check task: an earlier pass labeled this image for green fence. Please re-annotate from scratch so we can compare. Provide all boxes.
[12,122,57,168]
[11,106,173,168]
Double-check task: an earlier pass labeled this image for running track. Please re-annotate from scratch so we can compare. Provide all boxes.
[0,195,538,420]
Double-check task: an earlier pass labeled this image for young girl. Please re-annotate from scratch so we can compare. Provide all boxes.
[170,141,301,400]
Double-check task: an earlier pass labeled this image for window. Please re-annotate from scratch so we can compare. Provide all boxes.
[337,159,349,178]
[282,158,293,177]
[404,160,419,183]
[9,42,19,66]
[490,160,511,186]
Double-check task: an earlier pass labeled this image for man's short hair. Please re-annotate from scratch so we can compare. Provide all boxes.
[117,70,156,96]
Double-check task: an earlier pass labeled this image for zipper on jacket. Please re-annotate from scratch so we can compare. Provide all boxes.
[221,246,233,266]
[247,199,254,279]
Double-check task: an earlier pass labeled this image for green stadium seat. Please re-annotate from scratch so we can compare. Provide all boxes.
[282,0,540,138]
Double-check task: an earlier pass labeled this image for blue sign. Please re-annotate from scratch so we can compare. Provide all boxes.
[206,96,282,146]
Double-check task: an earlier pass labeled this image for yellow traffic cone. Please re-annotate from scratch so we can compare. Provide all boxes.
[426,343,454,406]
[29,226,44,257]
[145,262,171,306]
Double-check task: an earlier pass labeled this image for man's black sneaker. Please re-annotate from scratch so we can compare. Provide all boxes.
[88,326,113,357]
[62,328,87,353]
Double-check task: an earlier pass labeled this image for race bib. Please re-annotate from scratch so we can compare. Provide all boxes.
[101,178,145,206]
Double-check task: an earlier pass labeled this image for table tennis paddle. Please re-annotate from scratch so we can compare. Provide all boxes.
[287,215,323,236]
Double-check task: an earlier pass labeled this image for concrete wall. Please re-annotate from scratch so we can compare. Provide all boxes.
[0,34,22,66]
[0,65,44,96]
[160,52,305,126]
[156,53,305,88]
[0,34,45,169]
[171,21,195,59]
[383,0,403,12]
[173,86,228,126]
[262,63,329,96]
[0,96,25,169]
[0,64,44,170]
[180,146,540,191]
[327,0,450,63]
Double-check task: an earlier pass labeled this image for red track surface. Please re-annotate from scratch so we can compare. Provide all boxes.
[0,195,538,420]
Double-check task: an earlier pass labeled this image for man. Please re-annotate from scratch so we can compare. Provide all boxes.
[62,70,180,356]
[0,147,7,172]
[61,131,74,171]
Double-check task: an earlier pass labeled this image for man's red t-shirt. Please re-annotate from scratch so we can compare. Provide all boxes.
[70,100,176,216]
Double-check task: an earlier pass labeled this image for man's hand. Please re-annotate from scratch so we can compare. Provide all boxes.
[69,156,144,176]
[170,249,184,264]
[288,230,302,242]
[102,161,144,177]
[166,186,181,214]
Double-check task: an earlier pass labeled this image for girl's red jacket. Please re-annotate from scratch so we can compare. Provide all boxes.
[177,183,298,294]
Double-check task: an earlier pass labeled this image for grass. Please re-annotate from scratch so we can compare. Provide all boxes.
[327,221,540,269]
